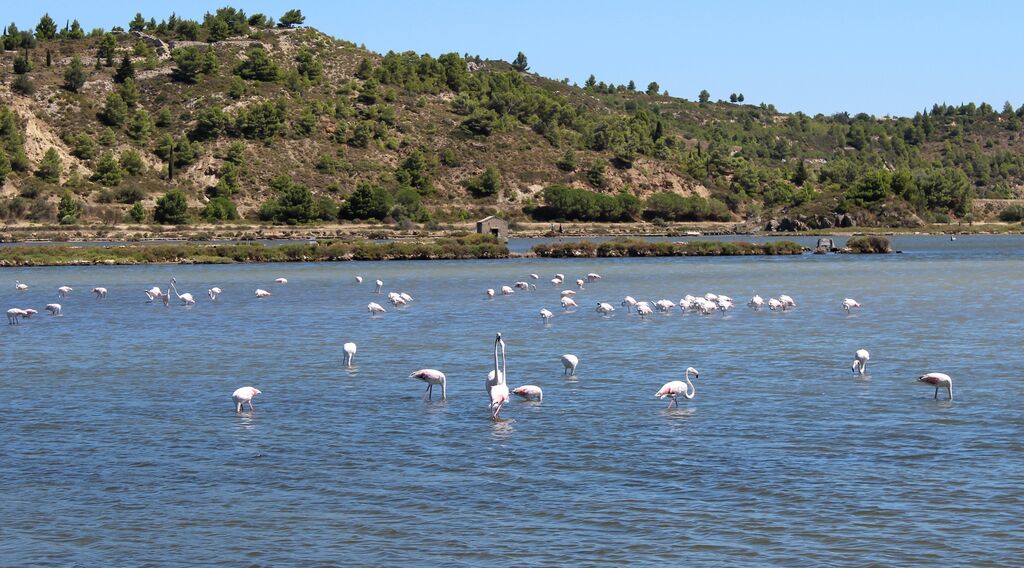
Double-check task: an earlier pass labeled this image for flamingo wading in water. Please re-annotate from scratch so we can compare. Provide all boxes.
[92,287,107,299]
[45,303,62,316]
[917,372,953,400]
[15,280,28,291]
[655,367,700,408]
[208,287,222,301]
[410,369,447,401]
[852,349,870,375]
[487,333,510,419]
[232,387,261,412]
[169,278,195,306]
[343,342,357,367]
[842,298,861,313]
[512,385,543,401]
[561,354,579,376]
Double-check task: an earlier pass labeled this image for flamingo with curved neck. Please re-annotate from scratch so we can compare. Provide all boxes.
[655,367,700,408]
[487,333,510,419]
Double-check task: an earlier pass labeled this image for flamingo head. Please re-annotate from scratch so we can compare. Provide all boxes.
[686,367,699,379]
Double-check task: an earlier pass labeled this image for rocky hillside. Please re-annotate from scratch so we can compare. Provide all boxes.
[1,7,1023,230]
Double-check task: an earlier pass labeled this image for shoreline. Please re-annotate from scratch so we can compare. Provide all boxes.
[0,220,1020,246]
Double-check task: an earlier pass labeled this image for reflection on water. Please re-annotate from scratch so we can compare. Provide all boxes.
[1,236,1022,564]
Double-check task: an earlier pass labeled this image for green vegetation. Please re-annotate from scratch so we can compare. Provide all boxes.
[0,235,508,266]
[532,238,804,257]
[0,8,1022,231]
[845,235,893,253]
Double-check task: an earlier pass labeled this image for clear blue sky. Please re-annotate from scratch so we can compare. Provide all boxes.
[7,1,1020,117]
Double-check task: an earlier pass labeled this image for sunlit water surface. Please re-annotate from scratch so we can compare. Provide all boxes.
[2,236,1022,565]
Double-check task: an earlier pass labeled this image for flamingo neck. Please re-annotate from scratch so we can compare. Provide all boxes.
[683,377,695,399]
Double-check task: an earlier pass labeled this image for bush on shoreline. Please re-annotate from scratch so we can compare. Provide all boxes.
[845,235,892,253]
[0,235,508,266]
[532,238,804,258]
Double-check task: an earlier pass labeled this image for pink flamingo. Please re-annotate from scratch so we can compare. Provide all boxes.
[410,369,447,401]
[655,367,700,408]
[917,372,953,400]
[232,387,261,412]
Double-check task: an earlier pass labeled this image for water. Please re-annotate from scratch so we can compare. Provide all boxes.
[2,236,1022,565]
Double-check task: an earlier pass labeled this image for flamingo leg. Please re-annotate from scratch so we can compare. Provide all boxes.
[947,386,953,401]
[248,400,255,411]
[934,386,938,399]
[236,402,242,412]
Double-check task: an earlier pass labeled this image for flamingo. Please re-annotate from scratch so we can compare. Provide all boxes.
[655,367,700,408]
[576,279,585,289]
[374,280,384,294]
[145,286,163,302]
[168,278,195,306]
[918,372,953,400]
[561,354,579,376]
[842,298,861,313]
[410,369,447,400]
[748,295,764,310]
[529,273,540,280]
[208,287,222,301]
[560,290,576,297]
[767,298,783,311]
[512,385,543,401]
[275,277,288,284]
[587,273,602,282]
[45,303,62,316]
[367,302,386,316]
[15,280,28,291]
[486,288,495,299]
[596,302,615,315]
[555,273,565,281]
[704,292,718,302]
[400,292,413,303]
[501,285,514,296]
[551,278,563,286]
[388,294,407,307]
[621,296,637,312]
[255,289,272,298]
[7,308,27,324]
[779,295,796,310]
[57,286,73,298]
[514,281,530,291]
[92,287,107,299]
[560,297,578,310]
[23,308,38,318]
[487,333,510,419]
[717,298,734,311]
[355,276,363,283]
[232,386,261,412]
[636,303,654,319]
[655,299,676,312]
[540,308,554,322]
[852,349,870,375]
[343,342,357,367]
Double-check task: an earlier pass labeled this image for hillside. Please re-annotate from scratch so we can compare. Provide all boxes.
[1,7,1023,233]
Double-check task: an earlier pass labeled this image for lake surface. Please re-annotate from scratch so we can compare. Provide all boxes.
[2,236,1022,565]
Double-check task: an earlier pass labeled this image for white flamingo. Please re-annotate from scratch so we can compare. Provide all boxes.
[400,292,413,303]
[45,303,62,316]
[621,296,637,312]
[92,287,108,299]
[374,280,384,294]
[512,385,543,401]
[842,298,861,313]
[57,286,73,298]
[596,302,615,315]
[529,273,540,280]
[15,280,28,291]
[539,308,554,322]
[779,295,796,310]
[145,286,163,302]
[561,354,579,376]
[23,308,38,318]
[560,297,578,310]
[208,287,222,301]
[636,303,654,319]
[501,286,514,296]
[232,386,261,412]
[917,372,953,400]
[410,369,447,401]
[655,299,676,312]
[560,290,576,297]
[655,367,700,408]
[355,276,363,283]
[717,298,734,311]
[486,288,495,299]
[852,349,870,375]
[275,277,288,284]
[551,277,563,286]
[7,308,28,324]
[487,333,510,419]
[343,342,357,367]
[587,273,602,282]
[168,278,195,306]
[576,279,585,289]
[255,289,272,298]
[554,273,565,281]
[767,298,783,311]
[748,295,764,309]
[367,302,386,316]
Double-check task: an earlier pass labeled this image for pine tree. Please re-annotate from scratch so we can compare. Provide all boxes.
[35,13,57,39]
[63,56,86,92]
[512,51,529,72]
[113,53,135,83]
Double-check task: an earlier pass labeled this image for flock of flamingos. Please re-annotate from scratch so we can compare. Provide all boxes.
[7,271,955,418]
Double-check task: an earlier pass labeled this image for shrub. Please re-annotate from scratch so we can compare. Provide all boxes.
[202,196,239,221]
[467,166,501,197]
[999,204,1024,222]
[35,148,63,183]
[154,189,189,224]
[846,235,892,253]
[341,183,392,220]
